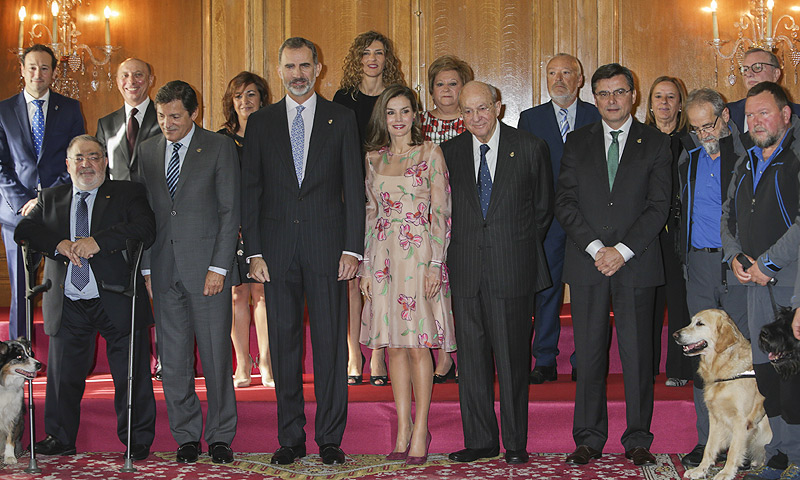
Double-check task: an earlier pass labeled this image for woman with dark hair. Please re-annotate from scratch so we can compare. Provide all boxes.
[334,31,406,387]
[218,71,273,388]
[421,55,474,145]
[644,75,693,387]
[360,85,455,464]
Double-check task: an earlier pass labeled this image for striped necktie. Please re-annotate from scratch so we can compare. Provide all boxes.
[559,108,569,143]
[166,142,182,199]
[71,191,90,290]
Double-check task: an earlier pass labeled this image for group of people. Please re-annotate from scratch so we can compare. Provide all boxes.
[1,30,799,479]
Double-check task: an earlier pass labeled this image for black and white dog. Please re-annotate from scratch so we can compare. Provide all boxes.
[759,306,800,379]
[0,338,41,464]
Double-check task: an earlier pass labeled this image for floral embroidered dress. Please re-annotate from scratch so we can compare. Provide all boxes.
[360,142,456,351]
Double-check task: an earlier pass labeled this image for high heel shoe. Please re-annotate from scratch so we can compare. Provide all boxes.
[255,354,275,388]
[385,443,410,461]
[433,362,456,384]
[233,355,253,388]
[348,353,365,386]
[405,431,431,465]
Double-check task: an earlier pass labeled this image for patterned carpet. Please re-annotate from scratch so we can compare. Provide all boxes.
[0,451,711,479]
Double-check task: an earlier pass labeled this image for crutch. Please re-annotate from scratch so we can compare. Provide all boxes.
[21,242,51,474]
[98,240,144,473]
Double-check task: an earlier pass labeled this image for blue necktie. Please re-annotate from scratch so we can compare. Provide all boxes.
[32,99,45,157]
[166,142,181,199]
[477,143,492,218]
[559,108,570,143]
[71,191,90,290]
[291,105,305,186]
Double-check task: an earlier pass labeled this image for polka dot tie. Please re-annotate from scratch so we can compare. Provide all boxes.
[71,191,90,291]
[291,105,305,186]
[32,99,45,158]
[477,143,492,218]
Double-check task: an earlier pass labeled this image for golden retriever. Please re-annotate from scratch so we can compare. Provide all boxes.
[673,309,771,480]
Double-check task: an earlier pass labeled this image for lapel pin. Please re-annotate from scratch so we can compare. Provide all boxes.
[510,152,515,157]
[196,148,202,153]
[636,138,642,143]
[328,119,333,124]
[105,195,111,199]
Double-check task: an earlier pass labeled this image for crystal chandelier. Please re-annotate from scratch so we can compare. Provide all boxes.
[12,1,119,98]
[705,0,800,86]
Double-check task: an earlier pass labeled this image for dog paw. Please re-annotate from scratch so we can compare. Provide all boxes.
[684,466,707,479]
[4,455,17,465]
[711,471,736,480]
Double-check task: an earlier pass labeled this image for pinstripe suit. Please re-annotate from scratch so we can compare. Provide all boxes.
[555,119,671,452]
[241,95,364,448]
[440,123,553,451]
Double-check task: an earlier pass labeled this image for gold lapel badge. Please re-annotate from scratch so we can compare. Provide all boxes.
[105,195,111,199]
[196,148,202,153]
[510,152,515,157]
[636,138,642,144]
[328,119,333,124]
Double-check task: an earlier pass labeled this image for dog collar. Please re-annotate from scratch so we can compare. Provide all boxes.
[715,369,756,382]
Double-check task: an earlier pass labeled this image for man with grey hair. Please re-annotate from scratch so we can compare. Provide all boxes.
[242,37,364,466]
[518,53,600,384]
[442,80,553,465]
[677,87,750,469]
[727,48,800,132]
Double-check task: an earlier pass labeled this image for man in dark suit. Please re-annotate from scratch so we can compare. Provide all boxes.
[726,48,800,133]
[241,37,364,466]
[556,63,671,466]
[96,58,160,181]
[442,81,553,465]
[518,53,600,384]
[0,44,84,340]
[14,134,155,460]
[137,81,240,465]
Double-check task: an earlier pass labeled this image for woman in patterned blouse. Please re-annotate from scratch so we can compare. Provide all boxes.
[421,55,473,146]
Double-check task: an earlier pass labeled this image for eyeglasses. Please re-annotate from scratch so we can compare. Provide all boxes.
[594,88,632,99]
[689,116,720,135]
[739,62,779,75]
[69,154,103,163]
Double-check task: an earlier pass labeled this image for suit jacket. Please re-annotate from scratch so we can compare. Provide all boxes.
[440,123,554,298]
[556,119,671,287]
[96,101,161,181]
[727,97,800,133]
[241,95,365,275]
[137,126,240,294]
[0,90,84,226]
[14,180,155,335]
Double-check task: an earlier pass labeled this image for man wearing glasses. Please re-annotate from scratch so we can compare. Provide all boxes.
[727,48,800,132]
[555,63,671,467]
[677,88,750,469]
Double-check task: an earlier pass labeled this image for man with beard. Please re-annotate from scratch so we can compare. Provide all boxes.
[677,88,750,469]
[241,37,364,466]
[721,82,800,480]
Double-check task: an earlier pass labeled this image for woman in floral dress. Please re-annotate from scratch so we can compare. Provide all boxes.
[360,85,455,464]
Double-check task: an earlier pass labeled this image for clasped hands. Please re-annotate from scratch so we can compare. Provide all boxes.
[594,246,624,276]
[731,253,772,286]
[57,237,99,267]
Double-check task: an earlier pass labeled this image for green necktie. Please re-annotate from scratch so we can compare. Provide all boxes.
[607,130,621,189]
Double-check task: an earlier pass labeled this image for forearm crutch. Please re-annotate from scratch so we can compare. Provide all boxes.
[99,240,144,473]
[21,242,51,474]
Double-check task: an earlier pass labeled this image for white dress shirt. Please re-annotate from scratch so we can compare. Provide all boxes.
[285,93,317,181]
[24,89,50,129]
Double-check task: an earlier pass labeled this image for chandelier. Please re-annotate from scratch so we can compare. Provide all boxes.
[12,1,120,99]
[705,0,800,86]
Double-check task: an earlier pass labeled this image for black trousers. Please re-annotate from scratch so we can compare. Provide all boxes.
[44,297,156,447]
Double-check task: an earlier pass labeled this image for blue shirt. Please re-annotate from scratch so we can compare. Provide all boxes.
[64,186,100,300]
[691,148,722,249]
[751,130,789,191]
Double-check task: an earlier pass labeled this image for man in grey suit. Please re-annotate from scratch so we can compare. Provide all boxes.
[241,37,364,466]
[96,58,160,181]
[556,63,671,467]
[442,81,553,465]
[137,80,239,465]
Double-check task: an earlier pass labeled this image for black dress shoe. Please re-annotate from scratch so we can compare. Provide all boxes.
[625,446,656,466]
[529,365,557,384]
[319,444,346,465]
[176,441,201,463]
[504,449,529,464]
[209,442,234,464]
[449,447,500,462]
[34,435,76,456]
[271,445,306,465]
[681,444,705,468]
[125,443,150,461]
[433,363,456,384]
[565,445,601,465]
